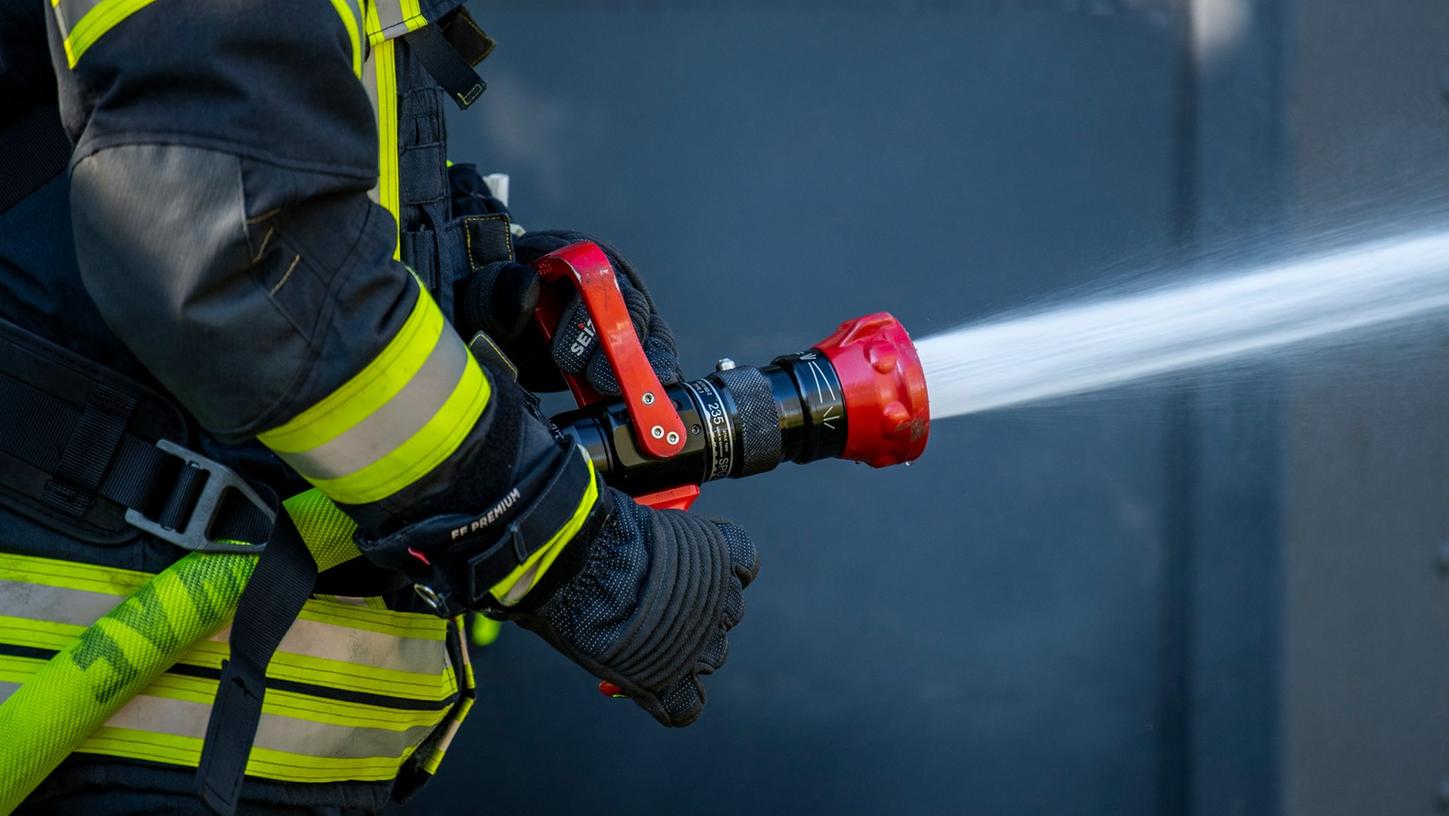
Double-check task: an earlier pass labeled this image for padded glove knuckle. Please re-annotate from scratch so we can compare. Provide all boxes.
[516,492,756,728]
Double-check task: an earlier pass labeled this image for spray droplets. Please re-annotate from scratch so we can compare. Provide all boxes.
[917,230,1449,419]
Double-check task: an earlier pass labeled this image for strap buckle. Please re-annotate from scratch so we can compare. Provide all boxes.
[124,439,274,554]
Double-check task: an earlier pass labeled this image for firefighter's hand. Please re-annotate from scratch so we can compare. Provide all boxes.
[506,491,758,727]
[456,230,682,396]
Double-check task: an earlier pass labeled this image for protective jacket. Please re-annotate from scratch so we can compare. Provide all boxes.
[0,0,594,811]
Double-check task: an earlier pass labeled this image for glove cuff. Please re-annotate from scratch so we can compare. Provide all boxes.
[355,441,610,617]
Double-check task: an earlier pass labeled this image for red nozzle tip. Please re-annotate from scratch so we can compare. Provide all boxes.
[813,312,930,468]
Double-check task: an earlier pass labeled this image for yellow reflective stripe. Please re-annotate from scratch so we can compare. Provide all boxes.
[365,0,429,46]
[0,656,445,733]
[379,38,401,259]
[1,552,447,641]
[422,695,472,775]
[297,601,446,641]
[490,452,601,604]
[304,354,488,505]
[328,0,364,78]
[56,0,157,67]
[455,617,476,690]
[400,0,424,25]
[79,726,415,783]
[419,617,475,774]
[0,615,76,651]
[0,551,147,595]
[208,615,449,675]
[0,552,454,698]
[0,613,453,701]
[364,19,402,258]
[260,286,489,506]
[260,288,438,454]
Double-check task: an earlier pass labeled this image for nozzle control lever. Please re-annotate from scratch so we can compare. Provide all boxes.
[531,242,687,460]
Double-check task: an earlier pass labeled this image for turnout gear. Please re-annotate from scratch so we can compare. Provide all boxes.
[0,0,760,810]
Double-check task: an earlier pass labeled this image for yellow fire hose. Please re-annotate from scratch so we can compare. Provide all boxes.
[0,490,359,814]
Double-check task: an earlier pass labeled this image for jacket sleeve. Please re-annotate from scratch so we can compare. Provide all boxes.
[51,0,549,542]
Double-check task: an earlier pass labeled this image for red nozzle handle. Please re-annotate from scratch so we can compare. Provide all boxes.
[531,241,687,460]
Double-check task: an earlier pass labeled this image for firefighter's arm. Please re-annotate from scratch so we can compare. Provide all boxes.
[54,0,757,724]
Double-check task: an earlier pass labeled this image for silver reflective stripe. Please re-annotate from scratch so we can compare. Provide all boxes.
[211,617,447,675]
[343,0,366,56]
[0,580,447,675]
[362,49,381,205]
[50,0,106,39]
[0,683,436,760]
[0,579,118,626]
[373,0,405,35]
[274,329,466,481]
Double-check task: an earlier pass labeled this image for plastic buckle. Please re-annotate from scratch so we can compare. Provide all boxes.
[124,439,274,554]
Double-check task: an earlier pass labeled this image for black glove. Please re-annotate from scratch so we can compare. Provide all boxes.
[509,493,758,727]
[352,359,757,727]
[456,231,683,396]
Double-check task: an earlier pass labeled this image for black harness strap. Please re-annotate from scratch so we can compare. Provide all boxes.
[0,336,319,815]
[196,509,318,816]
[0,370,276,544]
[401,22,486,109]
[0,104,71,214]
[43,385,137,516]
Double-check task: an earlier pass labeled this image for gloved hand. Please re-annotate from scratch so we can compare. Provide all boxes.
[456,230,683,396]
[509,492,759,727]
[352,360,757,727]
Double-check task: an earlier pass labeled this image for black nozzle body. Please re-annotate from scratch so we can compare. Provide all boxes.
[553,353,848,498]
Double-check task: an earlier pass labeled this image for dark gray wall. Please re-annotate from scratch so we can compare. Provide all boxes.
[1281,1,1449,814]
[401,2,1323,814]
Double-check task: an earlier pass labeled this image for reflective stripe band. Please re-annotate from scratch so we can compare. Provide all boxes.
[491,451,601,605]
[362,32,402,258]
[55,0,374,70]
[328,0,364,78]
[51,0,157,67]
[258,284,490,506]
[365,0,428,46]
[0,556,453,699]
[279,326,468,480]
[0,551,461,783]
[0,682,435,761]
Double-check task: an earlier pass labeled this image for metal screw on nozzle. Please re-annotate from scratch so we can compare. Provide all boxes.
[651,425,665,439]
[666,431,680,445]
[642,392,655,405]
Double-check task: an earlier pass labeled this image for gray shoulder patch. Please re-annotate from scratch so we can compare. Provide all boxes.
[70,144,308,435]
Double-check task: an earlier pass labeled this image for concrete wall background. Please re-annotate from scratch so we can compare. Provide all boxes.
[1282,1,1449,814]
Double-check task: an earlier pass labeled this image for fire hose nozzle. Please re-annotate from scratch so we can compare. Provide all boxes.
[552,310,931,503]
[813,312,930,469]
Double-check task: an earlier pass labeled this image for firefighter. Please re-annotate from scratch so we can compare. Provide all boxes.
[0,0,758,813]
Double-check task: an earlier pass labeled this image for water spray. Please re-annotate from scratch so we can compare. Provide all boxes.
[915,229,1449,418]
